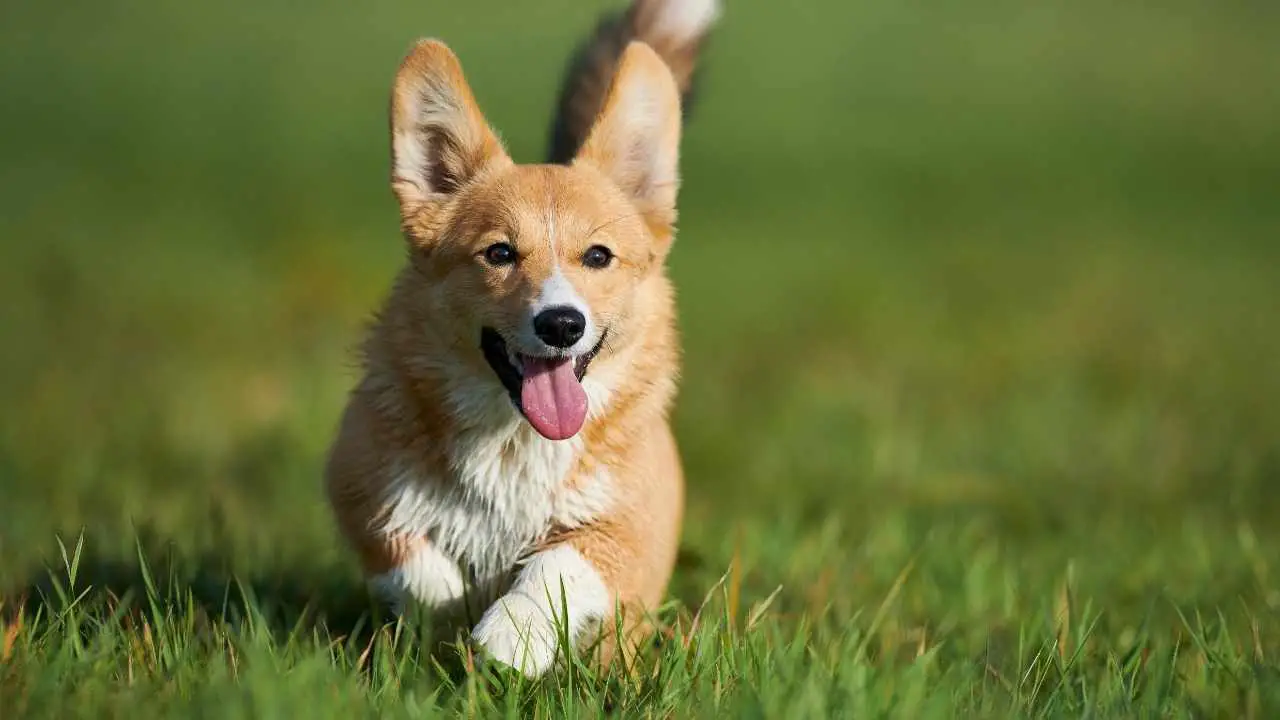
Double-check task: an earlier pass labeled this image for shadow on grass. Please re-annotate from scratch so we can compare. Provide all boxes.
[0,523,712,687]
[0,528,485,682]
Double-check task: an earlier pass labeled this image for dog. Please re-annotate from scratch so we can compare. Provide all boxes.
[323,0,719,677]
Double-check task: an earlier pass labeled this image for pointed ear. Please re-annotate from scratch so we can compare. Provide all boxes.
[390,40,511,217]
[574,42,683,240]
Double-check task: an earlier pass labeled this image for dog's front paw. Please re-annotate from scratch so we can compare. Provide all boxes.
[471,592,559,678]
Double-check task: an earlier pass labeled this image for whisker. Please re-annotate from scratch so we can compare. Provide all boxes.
[585,211,648,240]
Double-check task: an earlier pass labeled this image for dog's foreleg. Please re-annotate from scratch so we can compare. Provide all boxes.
[470,543,613,677]
[367,538,467,616]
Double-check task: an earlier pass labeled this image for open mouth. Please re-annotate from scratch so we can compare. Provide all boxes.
[480,327,606,441]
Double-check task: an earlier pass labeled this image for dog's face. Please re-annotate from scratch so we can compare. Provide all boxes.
[402,165,660,440]
[389,40,682,441]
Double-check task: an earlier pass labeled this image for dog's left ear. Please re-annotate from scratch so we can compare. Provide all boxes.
[574,42,683,245]
[390,39,511,222]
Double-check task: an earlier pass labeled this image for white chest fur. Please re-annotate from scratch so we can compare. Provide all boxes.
[378,408,612,599]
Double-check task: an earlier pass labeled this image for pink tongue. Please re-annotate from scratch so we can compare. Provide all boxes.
[519,356,588,441]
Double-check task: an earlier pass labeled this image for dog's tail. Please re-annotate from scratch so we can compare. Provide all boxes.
[546,0,721,164]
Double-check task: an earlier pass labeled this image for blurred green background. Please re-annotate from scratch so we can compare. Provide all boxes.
[2,0,1278,642]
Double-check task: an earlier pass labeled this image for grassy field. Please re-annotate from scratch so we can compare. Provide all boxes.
[2,0,1280,715]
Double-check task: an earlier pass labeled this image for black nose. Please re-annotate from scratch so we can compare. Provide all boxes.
[533,306,586,349]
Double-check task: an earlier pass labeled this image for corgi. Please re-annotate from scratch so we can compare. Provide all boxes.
[323,0,719,677]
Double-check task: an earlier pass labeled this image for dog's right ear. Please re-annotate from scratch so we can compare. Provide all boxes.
[390,40,511,222]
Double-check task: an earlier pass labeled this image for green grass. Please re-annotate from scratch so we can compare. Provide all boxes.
[2,0,1279,716]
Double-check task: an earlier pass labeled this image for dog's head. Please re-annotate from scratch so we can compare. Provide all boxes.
[387,40,682,442]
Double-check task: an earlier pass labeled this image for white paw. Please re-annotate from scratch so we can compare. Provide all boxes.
[471,592,560,677]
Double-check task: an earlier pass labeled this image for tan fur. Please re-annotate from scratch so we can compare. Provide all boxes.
[324,2,713,675]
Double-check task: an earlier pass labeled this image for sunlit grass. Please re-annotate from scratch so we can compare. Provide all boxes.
[1,0,1279,715]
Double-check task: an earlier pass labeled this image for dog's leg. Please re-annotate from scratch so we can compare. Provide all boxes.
[470,543,613,677]
[327,400,470,617]
[472,429,683,677]
[367,538,467,616]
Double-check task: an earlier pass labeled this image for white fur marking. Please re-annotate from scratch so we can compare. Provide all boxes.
[534,270,590,316]
[546,199,558,260]
[582,376,615,421]
[552,470,614,527]
[523,269,599,355]
[471,545,612,677]
[647,0,721,44]
[378,422,614,604]
[368,542,466,613]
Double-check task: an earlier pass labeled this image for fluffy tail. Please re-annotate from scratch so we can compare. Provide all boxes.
[546,0,721,164]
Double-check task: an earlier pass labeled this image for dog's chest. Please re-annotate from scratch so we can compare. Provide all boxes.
[381,420,612,586]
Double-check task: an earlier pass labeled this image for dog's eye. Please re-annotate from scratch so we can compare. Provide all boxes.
[482,242,516,266]
[582,245,614,269]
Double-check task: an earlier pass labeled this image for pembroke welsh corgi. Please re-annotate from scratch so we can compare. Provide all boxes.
[324,0,719,676]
